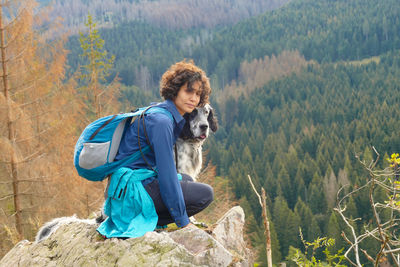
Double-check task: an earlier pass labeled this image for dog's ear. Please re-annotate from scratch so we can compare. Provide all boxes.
[180,113,194,139]
[208,108,218,132]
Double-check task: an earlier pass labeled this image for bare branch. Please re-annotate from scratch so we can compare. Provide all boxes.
[360,249,375,263]
[0,45,27,63]
[0,149,46,164]
[12,71,57,100]
[334,206,362,266]
[16,121,61,143]
[17,150,45,164]
[384,247,400,253]
[247,174,262,206]
[370,146,380,169]
[0,178,53,184]
[0,194,14,201]
[335,148,400,266]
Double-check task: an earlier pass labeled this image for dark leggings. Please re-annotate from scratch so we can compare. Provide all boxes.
[144,174,214,226]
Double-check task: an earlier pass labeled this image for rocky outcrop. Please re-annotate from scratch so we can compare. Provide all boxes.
[0,206,252,266]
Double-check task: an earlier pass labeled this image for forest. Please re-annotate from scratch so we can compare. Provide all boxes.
[206,51,400,264]
[41,0,289,33]
[64,0,400,92]
[1,0,400,266]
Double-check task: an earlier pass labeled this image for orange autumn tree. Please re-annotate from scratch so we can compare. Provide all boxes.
[0,0,90,252]
[0,0,55,239]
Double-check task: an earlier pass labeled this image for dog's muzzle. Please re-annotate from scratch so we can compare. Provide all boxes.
[198,124,209,139]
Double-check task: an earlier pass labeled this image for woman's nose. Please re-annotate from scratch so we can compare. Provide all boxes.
[190,93,199,102]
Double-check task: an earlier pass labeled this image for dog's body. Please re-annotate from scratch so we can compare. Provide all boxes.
[175,104,218,180]
[175,139,203,180]
[35,215,96,243]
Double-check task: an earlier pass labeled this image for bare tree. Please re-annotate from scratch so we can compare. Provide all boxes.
[0,0,41,238]
[0,0,73,239]
[247,174,273,267]
[48,0,290,33]
[335,147,400,266]
[0,4,117,256]
[217,50,309,104]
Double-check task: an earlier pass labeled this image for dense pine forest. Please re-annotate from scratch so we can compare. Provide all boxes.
[206,51,400,264]
[65,0,400,91]
[1,0,400,265]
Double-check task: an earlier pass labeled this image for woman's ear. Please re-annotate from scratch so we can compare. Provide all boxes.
[208,108,218,132]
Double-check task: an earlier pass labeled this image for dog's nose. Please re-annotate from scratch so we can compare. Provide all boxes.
[200,124,208,131]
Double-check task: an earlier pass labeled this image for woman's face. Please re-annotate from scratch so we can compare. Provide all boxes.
[174,81,201,115]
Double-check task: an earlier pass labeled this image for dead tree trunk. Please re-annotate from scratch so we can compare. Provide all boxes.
[247,175,273,267]
[0,4,23,237]
[261,187,273,267]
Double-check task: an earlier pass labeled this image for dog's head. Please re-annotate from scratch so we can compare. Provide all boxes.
[180,104,218,141]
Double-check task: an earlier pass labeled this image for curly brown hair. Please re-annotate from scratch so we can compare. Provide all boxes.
[160,60,211,107]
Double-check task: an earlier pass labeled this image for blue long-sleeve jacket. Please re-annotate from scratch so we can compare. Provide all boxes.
[114,99,189,227]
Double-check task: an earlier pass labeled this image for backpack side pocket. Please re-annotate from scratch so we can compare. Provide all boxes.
[79,141,110,169]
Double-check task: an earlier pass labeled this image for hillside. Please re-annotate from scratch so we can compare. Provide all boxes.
[2,0,399,265]
[42,0,290,33]
[61,1,400,263]
[204,50,400,264]
[191,0,400,88]
[65,0,400,93]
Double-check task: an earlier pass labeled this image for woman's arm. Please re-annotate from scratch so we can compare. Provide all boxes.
[146,113,190,227]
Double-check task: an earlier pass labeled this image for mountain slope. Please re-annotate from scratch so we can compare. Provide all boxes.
[43,0,290,33]
[205,50,400,263]
[61,0,400,264]
[65,0,400,91]
[191,0,400,88]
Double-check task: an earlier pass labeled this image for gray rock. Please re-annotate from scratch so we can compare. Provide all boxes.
[0,206,252,267]
[212,206,253,267]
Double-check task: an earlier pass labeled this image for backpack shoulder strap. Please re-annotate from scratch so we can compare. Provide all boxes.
[143,106,173,121]
[137,105,173,173]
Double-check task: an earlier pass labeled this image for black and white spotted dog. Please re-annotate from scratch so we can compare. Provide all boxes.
[36,105,217,242]
[175,103,218,180]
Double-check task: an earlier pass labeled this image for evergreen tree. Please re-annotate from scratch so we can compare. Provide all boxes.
[79,13,117,118]
[273,196,301,257]
[308,173,328,214]
[294,198,314,242]
[326,212,344,254]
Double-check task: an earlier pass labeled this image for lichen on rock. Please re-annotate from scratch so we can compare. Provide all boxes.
[0,206,252,267]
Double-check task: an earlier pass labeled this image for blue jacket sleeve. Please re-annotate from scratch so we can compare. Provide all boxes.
[146,113,190,227]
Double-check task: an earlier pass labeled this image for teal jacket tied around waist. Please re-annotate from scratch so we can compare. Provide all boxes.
[96,167,158,238]
[96,167,182,238]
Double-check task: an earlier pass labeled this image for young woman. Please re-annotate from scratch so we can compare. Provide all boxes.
[97,60,214,238]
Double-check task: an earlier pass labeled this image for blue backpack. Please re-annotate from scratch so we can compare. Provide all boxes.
[74,106,172,181]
